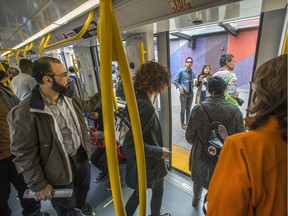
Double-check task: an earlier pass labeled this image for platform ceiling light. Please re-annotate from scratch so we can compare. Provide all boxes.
[2,0,100,56]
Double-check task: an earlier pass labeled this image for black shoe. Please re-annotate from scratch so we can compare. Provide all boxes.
[106,182,111,191]
[94,172,108,183]
[39,211,52,216]
[75,202,96,216]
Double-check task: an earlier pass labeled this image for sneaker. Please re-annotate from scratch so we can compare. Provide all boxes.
[161,213,171,216]
[75,202,96,216]
[106,182,111,191]
[94,172,108,183]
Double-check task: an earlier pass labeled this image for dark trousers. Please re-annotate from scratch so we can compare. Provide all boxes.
[200,91,207,102]
[0,155,41,216]
[90,147,108,175]
[180,92,194,124]
[51,146,91,216]
[125,178,164,216]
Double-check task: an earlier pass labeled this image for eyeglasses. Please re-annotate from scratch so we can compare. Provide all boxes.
[186,61,193,63]
[47,72,69,77]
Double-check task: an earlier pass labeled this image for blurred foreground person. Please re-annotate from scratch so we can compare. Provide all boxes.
[207,55,287,216]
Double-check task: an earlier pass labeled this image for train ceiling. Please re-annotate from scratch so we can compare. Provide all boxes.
[0,0,264,59]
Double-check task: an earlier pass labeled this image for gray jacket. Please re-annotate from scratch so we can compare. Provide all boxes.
[8,85,101,192]
[185,95,245,189]
[0,86,20,110]
[123,92,167,189]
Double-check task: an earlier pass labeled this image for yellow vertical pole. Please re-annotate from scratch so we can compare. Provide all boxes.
[71,55,83,99]
[98,0,146,216]
[140,42,147,64]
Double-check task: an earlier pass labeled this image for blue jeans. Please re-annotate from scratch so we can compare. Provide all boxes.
[180,92,194,124]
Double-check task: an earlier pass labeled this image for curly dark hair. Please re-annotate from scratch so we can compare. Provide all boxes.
[247,54,287,141]
[133,60,170,94]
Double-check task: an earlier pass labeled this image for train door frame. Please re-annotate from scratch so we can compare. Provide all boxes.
[156,31,173,169]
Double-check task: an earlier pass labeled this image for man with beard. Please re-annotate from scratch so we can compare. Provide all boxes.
[8,57,101,216]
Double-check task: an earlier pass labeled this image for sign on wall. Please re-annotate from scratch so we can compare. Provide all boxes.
[169,0,193,13]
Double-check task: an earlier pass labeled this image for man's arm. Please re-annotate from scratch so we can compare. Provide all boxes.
[227,73,238,96]
[8,106,48,193]
[173,71,181,89]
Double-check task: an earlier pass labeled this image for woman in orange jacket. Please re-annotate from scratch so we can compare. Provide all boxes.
[207,54,287,216]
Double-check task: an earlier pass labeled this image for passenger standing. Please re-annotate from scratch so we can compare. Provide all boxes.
[185,76,245,207]
[8,57,101,216]
[212,54,240,106]
[12,59,37,100]
[173,57,196,130]
[6,67,20,80]
[0,70,12,92]
[195,64,212,104]
[68,66,82,98]
[207,55,287,216]
[0,85,44,216]
[123,60,171,216]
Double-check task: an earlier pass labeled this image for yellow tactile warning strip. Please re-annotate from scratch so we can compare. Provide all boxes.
[171,144,190,174]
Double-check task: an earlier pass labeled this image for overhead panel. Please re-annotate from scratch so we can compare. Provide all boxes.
[0,0,86,49]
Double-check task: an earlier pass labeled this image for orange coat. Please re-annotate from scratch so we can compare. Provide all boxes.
[207,116,287,216]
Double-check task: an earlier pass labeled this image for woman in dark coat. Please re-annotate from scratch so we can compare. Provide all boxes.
[185,76,245,207]
[123,60,171,216]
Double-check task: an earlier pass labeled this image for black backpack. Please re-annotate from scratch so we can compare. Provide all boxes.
[200,105,228,164]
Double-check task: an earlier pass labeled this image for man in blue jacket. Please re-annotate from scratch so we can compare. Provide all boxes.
[173,57,196,130]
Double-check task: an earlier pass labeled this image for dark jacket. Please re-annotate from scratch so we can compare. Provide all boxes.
[0,85,19,110]
[8,85,101,192]
[185,95,245,189]
[123,92,167,189]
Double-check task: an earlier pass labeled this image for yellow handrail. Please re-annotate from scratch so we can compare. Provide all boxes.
[98,0,146,216]
[43,10,94,50]
[140,42,147,64]
[71,55,83,99]
[15,50,20,65]
[23,42,34,58]
[38,36,46,57]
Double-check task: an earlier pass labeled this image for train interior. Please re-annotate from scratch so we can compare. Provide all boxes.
[1,0,287,215]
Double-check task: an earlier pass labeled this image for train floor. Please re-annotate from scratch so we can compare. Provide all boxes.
[8,162,206,216]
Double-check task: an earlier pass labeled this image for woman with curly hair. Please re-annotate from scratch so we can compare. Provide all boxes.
[123,60,171,216]
[207,54,287,216]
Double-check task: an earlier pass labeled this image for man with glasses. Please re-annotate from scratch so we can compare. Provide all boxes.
[213,54,242,106]
[8,57,101,216]
[173,57,196,130]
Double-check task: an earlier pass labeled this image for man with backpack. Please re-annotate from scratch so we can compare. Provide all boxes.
[185,76,245,207]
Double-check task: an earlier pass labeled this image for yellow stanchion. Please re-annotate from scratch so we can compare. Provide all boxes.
[71,55,83,99]
[140,42,147,64]
[98,0,146,216]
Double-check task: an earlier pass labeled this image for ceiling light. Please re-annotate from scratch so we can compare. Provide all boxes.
[2,0,100,56]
